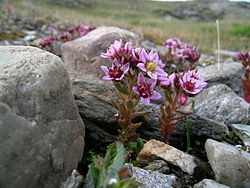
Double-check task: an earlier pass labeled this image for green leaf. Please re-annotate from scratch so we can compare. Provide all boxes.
[98,168,108,188]
[107,142,125,179]
[103,151,112,168]
[114,81,128,94]
[128,122,142,130]
[85,166,97,188]
[131,111,150,118]
[126,100,134,109]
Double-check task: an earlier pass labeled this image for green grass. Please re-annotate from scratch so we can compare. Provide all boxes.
[1,0,250,54]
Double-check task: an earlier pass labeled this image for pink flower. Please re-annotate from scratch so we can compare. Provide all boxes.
[245,66,250,73]
[101,61,130,81]
[131,47,143,65]
[158,75,171,89]
[234,52,245,61]
[57,33,72,41]
[180,70,207,96]
[164,38,182,48]
[137,50,167,79]
[48,27,57,33]
[178,95,188,106]
[175,44,200,63]
[133,73,161,105]
[170,73,181,88]
[101,40,132,65]
[39,36,55,49]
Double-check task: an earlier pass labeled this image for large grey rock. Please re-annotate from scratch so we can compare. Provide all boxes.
[198,61,242,96]
[124,163,181,188]
[193,179,230,188]
[231,124,250,146]
[70,76,117,149]
[205,139,250,188]
[0,46,85,188]
[194,84,250,125]
[61,26,141,78]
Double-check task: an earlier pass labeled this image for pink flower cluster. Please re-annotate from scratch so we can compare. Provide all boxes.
[234,51,250,103]
[39,24,96,52]
[67,24,96,39]
[101,40,207,105]
[235,52,250,63]
[39,36,55,50]
[164,38,201,65]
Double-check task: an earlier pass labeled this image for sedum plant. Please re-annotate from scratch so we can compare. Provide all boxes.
[100,40,163,143]
[86,142,140,188]
[158,38,207,143]
[100,39,207,144]
[234,52,250,103]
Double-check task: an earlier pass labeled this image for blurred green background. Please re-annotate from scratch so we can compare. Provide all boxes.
[0,0,249,54]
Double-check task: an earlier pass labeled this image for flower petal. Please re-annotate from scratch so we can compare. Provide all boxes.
[147,72,158,80]
[146,78,157,89]
[102,76,113,81]
[151,91,161,100]
[123,63,130,74]
[101,66,109,75]
[141,97,150,105]
[137,72,145,85]
[133,86,140,96]
[155,67,167,76]
[137,63,147,72]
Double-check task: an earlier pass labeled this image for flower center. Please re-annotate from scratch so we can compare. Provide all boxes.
[108,66,123,78]
[146,62,157,72]
[184,81,195,91]
[138,83,153,98]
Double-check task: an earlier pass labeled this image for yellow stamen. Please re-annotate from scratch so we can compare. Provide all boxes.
[146,62,157,72]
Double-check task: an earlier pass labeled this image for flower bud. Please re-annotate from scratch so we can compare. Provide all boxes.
[178,95,188,106]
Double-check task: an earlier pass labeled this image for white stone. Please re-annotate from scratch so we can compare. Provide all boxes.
[193,179,231,188]
[137,139,197,175]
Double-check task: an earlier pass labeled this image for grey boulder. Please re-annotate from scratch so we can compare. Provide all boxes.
[198,61,242,96]
[61,26,141,78]
[205,139,250,188]
[0,46,85,188]
[194,84,250,125]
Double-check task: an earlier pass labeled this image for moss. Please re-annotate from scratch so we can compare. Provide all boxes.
[0,31,25,40]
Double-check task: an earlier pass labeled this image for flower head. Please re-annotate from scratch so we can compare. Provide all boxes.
[234,52,245,61]
[170,73,181,88]
[131,47,143,65]
[133,73,161,105]
[137,50,167,79]
[57,33,72,41]
[48,27,57,33]
[164,38,182,49]
[180,70,207,96]
[101,40,132,65]
[245,66,250,73]
[176,44,200,63]
[158,74,171,89]
[39,36,55,49]
[101,61,129,81]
